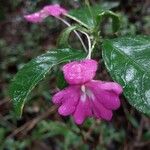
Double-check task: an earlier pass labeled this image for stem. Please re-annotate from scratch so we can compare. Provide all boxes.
[65,14,89,29]
[57,17,87,52]
[80,31,92,59]
[79,30,97,59]
[80,31,95,59]
[85,0,94,22]
[87,39,96,59]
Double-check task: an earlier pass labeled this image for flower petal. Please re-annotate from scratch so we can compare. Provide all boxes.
[62,59,98,84]
[52,90,65,105]
[100,82,123,95]
[43,4,67,17]
[52,85,79,105]
[86,81,122,110]
[53,86,80,116]
[83,97,93,117]
[58,103,76,116]
[24,9,48,23]
[92,99,113,121]
[24,4,67,23]
[73,101,86,125]
[73,96,92,124]
[100,91,121,110]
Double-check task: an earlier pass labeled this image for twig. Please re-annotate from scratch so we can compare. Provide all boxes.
[7,106,57,138]
[134,141,150,147]
[0,98,10,106]
[136,117,144,142]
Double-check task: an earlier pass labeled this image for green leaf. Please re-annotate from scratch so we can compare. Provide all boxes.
[57,25,87,50]
[9,48,86,117]
[97,10,120,33]
[67,4,119,30]
[102,35,150,115]
[56,71,67,89]
[57,25,79,48]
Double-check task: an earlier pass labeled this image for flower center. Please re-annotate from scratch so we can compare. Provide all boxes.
[80,85,95,102]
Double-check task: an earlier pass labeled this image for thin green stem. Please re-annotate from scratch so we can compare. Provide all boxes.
[57,17,87,52]
[65,14,89,29]
[86,39,96,59]
[85,0,94,23]
[80,31,92,59]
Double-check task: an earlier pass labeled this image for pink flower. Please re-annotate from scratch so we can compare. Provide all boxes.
[24,9,48,23]
[24,4,67,23]
[43,4,67,17]
[52,59,123,124]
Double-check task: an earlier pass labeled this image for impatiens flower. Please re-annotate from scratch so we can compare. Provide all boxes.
[24,9,48,23]
[52,59,123,125]
[43,4,67,17]
[24,4,67,23]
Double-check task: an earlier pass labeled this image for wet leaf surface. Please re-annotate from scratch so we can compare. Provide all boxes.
[102,36,150,115]
[68,3,118,29]
[9,48,86,117]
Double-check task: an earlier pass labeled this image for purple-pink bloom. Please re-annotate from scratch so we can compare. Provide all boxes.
[52,59,123,125]
[62,59,97,84]
[24,4,67,23]
[24,9,48,23]
[43,4,67,17]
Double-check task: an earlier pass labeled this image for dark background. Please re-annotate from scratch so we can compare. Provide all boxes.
[0,0,150,149]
